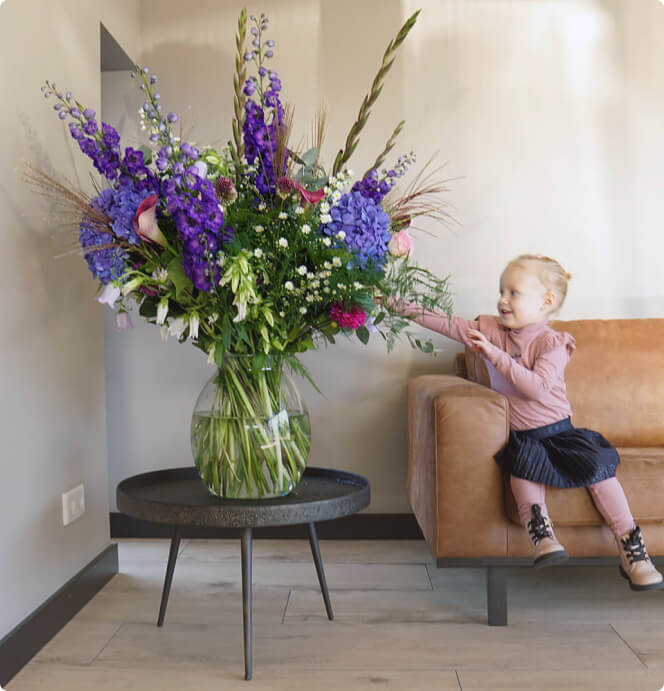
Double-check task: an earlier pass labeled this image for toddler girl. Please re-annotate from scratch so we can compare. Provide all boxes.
[393,254,663,590]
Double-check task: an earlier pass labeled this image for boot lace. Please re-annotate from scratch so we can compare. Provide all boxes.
[527,504,553,545]
[621,526,649,564]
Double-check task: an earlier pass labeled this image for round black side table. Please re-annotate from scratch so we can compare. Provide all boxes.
[116,466,370,680]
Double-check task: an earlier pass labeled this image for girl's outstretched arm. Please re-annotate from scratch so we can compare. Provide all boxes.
[389,299,481,348]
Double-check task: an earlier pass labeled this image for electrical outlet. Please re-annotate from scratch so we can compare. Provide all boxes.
[62,484,85,525]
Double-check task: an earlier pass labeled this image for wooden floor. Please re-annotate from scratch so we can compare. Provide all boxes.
[7,539,664,690]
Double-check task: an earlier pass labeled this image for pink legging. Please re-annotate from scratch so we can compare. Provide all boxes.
[510,475,635,537]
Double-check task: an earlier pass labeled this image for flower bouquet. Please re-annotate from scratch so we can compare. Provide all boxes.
[30,8,453,498]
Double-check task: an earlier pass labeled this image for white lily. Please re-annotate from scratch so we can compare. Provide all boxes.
[97,283,121,308]
[168,318,187,339]
[189,313,200,339]
[232,300,247,323]
[156,299,168,325]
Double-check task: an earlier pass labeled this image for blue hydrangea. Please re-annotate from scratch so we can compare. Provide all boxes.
[320,191,391,268]
[78,182,152,284]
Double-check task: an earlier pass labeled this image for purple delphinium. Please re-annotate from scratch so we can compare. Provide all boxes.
[243,72,286,198]
[164,172,233,292]
[351,169,393,205]
[320,191,391,269]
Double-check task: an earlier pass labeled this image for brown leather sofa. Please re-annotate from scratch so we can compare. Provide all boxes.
[407,318,664,625]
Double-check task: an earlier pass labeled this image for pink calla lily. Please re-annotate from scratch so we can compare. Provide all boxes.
[293,180,325,205]
[133,195,167,247]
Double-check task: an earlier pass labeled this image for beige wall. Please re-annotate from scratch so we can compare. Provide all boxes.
[0,0,140,639]
[102,0,664,514]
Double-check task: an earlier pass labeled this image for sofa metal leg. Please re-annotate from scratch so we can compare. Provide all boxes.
[486,566,507,626]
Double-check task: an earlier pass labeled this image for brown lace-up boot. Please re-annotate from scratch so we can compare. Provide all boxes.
[616,525,664,591]
[526,504,569,568]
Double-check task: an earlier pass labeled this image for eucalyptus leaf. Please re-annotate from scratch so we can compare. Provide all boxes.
[356,325,370,345]
[300,147,319,167]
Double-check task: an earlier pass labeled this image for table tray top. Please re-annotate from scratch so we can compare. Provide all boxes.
[117,466,370,528]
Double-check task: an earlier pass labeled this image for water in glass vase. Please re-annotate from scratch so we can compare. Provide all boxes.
[191,409,311,498]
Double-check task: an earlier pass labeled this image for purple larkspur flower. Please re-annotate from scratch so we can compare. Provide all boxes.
[351,169,394,204]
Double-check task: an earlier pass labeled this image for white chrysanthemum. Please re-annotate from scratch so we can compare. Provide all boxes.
[346,168,354,178]
[254,248,263,258]
[258,202,266,211]
[337,282,346,289]
[323,261,332,270]
[279,311,286,318]
[323,287,330,293]
[331,190,342,203]
[297,265,307,275]
[322,237,332,246]
[299,307,307,314]
[312,280,320,289]
[323,186,331,195]
[284,281,294,291]
[320,213,332,224]
[353,281,363,290]
[278,211,288,220]
[295,206,304,215]
[336,231,346,241]
[320,202,330,213]
[306,295,314,303]
[332,256,342,267]
[278,237,288,248]
[254,225,264,233]
[301,224,311,234]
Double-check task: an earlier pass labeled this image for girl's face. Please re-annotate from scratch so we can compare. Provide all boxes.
[497,264,555,329]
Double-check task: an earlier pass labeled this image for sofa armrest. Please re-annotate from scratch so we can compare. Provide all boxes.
[407,375,511,558]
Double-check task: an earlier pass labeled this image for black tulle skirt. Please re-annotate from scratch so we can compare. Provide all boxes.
[494,417,619,488]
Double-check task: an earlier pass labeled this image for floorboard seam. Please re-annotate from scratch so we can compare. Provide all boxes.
[455,668,463,689]
[87,622,124,666]
[609,623,648,667]
[281,590,292,625]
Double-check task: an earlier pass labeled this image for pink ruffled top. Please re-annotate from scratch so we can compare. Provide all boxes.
[410,308,576,431]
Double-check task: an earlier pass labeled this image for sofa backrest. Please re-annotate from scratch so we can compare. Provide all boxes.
[463,318,664,447]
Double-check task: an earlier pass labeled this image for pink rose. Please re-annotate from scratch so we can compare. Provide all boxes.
[133,195,167,247]
[387,229,413,258]
[293,180,325,205]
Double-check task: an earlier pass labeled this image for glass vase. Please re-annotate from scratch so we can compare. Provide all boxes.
[190,354,310,498]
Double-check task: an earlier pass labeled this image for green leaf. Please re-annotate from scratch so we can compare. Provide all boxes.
[138,145,153,165]
[222,315,232,351]
[356,326,370,345]
[138,300,157,319]
[167,257,193,301]
[373,311,385,326]
[353,293,375,311]
[214,343,224,368]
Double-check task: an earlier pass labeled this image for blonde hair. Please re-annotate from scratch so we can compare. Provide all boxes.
[507,254,572,312]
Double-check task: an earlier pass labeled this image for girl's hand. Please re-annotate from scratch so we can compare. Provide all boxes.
[467,329,496,358]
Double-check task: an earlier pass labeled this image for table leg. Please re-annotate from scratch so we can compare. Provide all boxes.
[241,526,253,681]
[307,522,333,620]
[157,526,181,627]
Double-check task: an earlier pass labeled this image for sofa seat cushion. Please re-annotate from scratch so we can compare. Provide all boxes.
[504,447,664,526]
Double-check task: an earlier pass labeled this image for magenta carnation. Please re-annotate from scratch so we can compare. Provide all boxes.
[330,303,366,330]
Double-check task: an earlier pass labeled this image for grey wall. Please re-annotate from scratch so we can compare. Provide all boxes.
[0,0,140,640]
[104,0,664,512]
